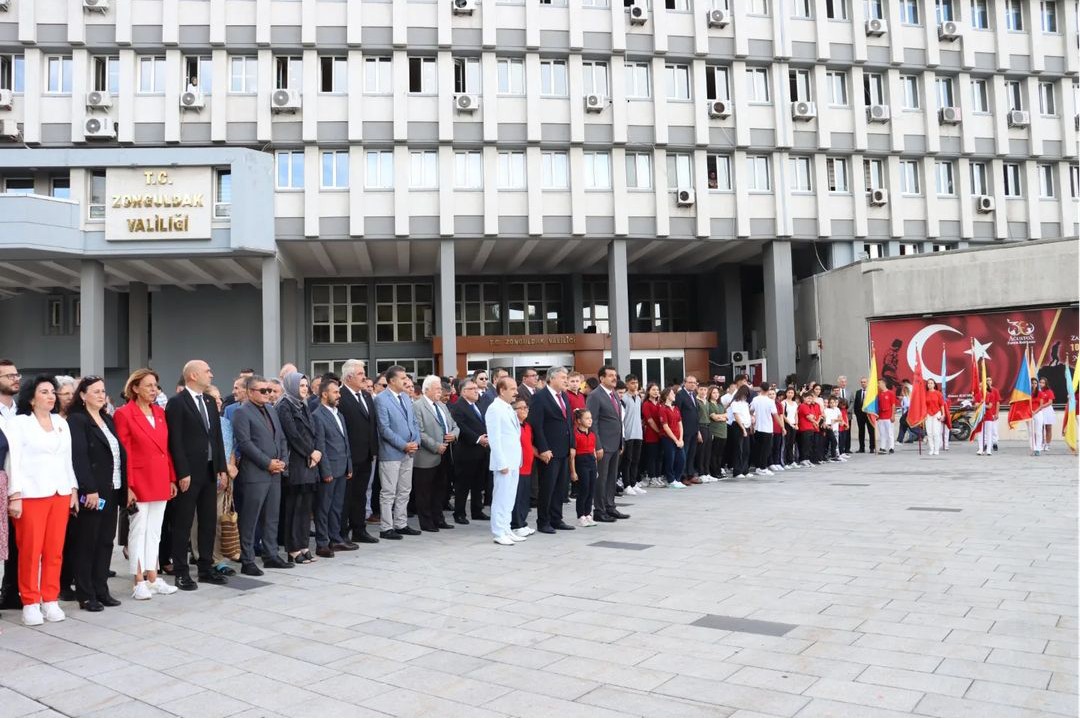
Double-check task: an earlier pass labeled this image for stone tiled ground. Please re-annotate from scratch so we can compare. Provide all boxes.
[0,441,1076,717]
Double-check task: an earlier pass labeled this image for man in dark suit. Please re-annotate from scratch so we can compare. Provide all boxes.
[337,359,379,544]
[526,366,575,534]
[449,379,490,525]
[517,368,540,407]
[165,359,229,590]
[586,365,628,522]
[474,370,494,413]
[312,378,358,557]
[676,375,701,484]
[852,376,875,453]
[231,375,293,575]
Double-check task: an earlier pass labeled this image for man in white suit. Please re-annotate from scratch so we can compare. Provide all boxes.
[484,378,524,546]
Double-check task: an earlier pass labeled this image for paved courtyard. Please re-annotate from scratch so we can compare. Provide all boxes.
[0,442,1076,718]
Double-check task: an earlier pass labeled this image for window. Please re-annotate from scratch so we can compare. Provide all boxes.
[936,0,955,21]
[582,61,609,97]
[864,73,885,105]
[826,0,848,17]
[582,279,609,334]
[1071,164,1079,198]
[706,154,732,190]
[409,151,438,190]
[666,153,693,190]
[184,56,213,94]
[92,56,119,94]
[541,0,569,6]
[50,177,70,199]
[792,0,813,17]
[936,77,956,109]
[215,169,231,217]
[376,284,433,343]
[138,56,166,93]
[46,297,65,335]
[319,57,347,93]
[1038,164,1055,197]
[747,0,770,14]
[936,161,956,195]
[901,75,921,109]
[790,157,813,192]
[541,151,569,189]
[321,150,349,189]
[312,284,369,344]
[864,158,885,191]
[3,178,34,195]
[970,0,990,27]
[583,152,612,190]
[1039,82,1056,114]
[454,151,483,190]
[666,64,691,100]
[899,0,920,23]
[900,160,921,194]
[826,71,848,105]
[582,0,609,6]
[863,242,884,259]
[932,243,957,252]
[408,57,437,94]
[789,69,812,102]
[747,67,770,103]
[666,0,691,9]
[1005,0,1024,29]
[46,56,73,94]
[508,281,563,335]
[898,243,919,256]
[497,151,526,189]
[827,158,849,192]
[0,55,24,92]
[364,57,392,94]
[970,162,989,195]
[365,151,393,189]
[1041,0,1058,31]
[1003,163,1022,197]
[229,56,258,93]
[972,79,990,112]
[625,62,651,99]
[630,279,693,333]
[275,56,303,91]
[496,58,525,95]
[1006,80,1023,111]
[540,59,568,97]
[747,155,772,191]
[865,0,884,19]
[456,282,502,336]
[706,66,730,101]
[88,170,106,219]
[375,359,435,379]
[454,57,481,94]
[625,153,653,190]
[276,151,304,190]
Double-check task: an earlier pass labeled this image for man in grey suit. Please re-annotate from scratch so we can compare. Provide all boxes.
[586,366,629,523]
[312,378,358,557]
[413,375,460,532]
[373,365,422,539]
[231,375,293,576]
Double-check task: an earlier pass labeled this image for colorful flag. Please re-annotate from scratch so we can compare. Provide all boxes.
[863,345,880,424]
[940,344,948,400]
[1007,346,1034,429]
[969,359,988,442]
[1064,356,1077,452]
[907,348,927,429]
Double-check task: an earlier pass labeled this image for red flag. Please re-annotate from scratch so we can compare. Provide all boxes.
[969,338,982,402]
[907,348,928,428]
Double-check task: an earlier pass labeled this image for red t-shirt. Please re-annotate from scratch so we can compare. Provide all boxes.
[565,391,587,415]
[520,422,535,476]
[925,389,945,416]
[878,389,897,418]
[659,405,682,441]
[840,408,849,429]
[771,400,783,434]
[1036,389,1055,411]
[797,403,818,432]
[573,428,596,456]
[642,400,663,443]
[984,387,1001,416]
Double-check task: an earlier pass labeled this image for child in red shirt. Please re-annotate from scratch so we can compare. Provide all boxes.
[569,409,598,527]
[796,392,821,466]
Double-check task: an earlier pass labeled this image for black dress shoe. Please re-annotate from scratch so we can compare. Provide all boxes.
[593,513,616,522]
[215,565,237,577]
[437,521,455,530]
[59,588,77,602]
[553,521,575,531]
[263,556,294,569]
[380,530,402,540]
[315,547,336,558]
[199,570,228,585]
[351,530,379,544]
[332,541,359,551]
[100,595,122,607]
[79,599,105,612]
[472,512,491,521]
[240,563,264,576]
[537,525,557,534]
[174,575,198,591]
[420,524,439,533]
[396,526,421,536]
[453,514,470,525]
[107,569,117,578]
[609,510,630,520]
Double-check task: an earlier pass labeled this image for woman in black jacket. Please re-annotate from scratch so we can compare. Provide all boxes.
[276,373,323,565]
[68,376,128,611]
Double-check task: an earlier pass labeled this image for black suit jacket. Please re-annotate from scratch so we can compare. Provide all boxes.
[338,384,378,464]
[165,390,227,484]
[676,388,700,432]
[527,387,572,459]
[853,389,869,418]
[450,398,488,463]
[68,412,128,498]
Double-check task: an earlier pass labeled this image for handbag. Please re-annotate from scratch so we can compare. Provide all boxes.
[218,486,241,561]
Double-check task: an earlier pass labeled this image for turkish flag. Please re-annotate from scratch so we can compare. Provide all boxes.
[907,352,928,429]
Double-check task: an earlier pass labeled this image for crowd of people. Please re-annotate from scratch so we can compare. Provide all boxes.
[0,357,1015,629]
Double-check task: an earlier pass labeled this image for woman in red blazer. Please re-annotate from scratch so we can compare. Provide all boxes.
[114,369,179,601]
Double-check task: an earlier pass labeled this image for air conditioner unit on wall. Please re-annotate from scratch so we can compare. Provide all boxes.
[0,89,12,110]
[708,99,731,118]
[0,119,19,138]
[976,195,995,213]
[271,88,301,112]
[706,9,729,27]
[939,106,961,124]
[83,0,109,11]
[455,93,480,112]
[0,0,10,12]
[869,188,889,206]
[180,91,204,110]
[86,90,112,109]
[584,94,607,112]
[865,18,888,35]
[676,187,695,206]
[867,103,891,122]
[938,21,960,40]
[731,350,748,364]
[791,101,817,120]
[1007,110,1030,127]
[452,0,476,14]
[628,0,647,25]
[84,116,116,139]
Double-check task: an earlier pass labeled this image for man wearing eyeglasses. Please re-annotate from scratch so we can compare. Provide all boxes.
[517,369,540,407]
[0,359,21,611]
[474,371,493,413]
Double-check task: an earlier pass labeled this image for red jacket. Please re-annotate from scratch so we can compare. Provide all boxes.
[114,401,176,502]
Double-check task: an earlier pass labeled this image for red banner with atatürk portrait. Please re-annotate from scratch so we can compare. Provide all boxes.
[868,306,1078,406]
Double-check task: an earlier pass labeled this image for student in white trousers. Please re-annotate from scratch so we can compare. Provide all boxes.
[484,378,523,546]
[874,381,898,454]
[924,380,945,456]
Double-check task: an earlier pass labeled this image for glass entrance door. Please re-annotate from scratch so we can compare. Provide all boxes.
[604,351,685,387]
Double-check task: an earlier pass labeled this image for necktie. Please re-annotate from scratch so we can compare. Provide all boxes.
[434,403,447,433]
[258,405,274,434]
[356,390,368,414]
[610,390,620,415]
[196,394,210,430]
[557,393,566,418]
[472,403,482,421]
[398,394,407,417]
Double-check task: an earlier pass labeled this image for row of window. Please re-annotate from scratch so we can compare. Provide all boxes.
[861,241,959,259]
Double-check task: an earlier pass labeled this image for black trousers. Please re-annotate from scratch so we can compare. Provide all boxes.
[722,428,738,469]
[619,439,643,487]
[752,431,772,469]
[682,428,700,479]
[168,465,217,578]
[282,486,314,553]
[73,487,118,604]
[414,454,450,529]
[696,429,712,477]
[510,467,533,530]
[783,425,798,463]
[709,435,727,477]
[453,456,487,517]
[341,456,373,539]
[855,413,875,451]
[826,430,839,459]
[798,431,818,463]
[536,455,569,529]
[59,515,78,592]
[0,518,18,603]
[839,429,851,455]
[732,431,751,476]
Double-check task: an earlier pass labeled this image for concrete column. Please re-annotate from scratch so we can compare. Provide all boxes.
[281,279,300,372]
[439,240,458,377]
[831,241,855,268]
[763,241,797,385]
[569,273,585,333]
[607,240,631,378]
[127,282,150,371]
[723,271,744,360]
[261,257,281,378]
[79,260,106,377]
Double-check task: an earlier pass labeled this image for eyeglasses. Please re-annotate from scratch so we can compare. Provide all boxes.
[0,373,21,380]
[476,377,487,381]
[376,382,388,388]
[252,388,272,394]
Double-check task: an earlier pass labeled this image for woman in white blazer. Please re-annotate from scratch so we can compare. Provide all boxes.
[6,375,79,626]
[484,378,523,546]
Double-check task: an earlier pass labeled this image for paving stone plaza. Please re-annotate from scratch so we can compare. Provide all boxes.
[0,441,1076,718]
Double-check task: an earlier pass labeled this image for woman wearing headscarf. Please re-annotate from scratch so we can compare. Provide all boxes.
[275,373,323,565]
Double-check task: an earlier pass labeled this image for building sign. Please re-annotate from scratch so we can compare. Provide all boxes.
[105,167,212,241]
[488,335,577,348]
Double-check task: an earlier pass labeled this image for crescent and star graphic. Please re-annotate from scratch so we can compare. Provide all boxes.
[905,324,993,382]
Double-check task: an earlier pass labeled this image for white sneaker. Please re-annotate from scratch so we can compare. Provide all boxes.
[635,486,647,495]
[746,472,755,477]
[754,468,767,475]
[586,516,598,527]
[493,535,516,546]
[41,601,65,623]
[513,526,536,537]
[507,531,527,542]
[735,474,746,479]
[986,451,993,456]
[578,515,591,527]
[149,578,178,595]
[624,486,639,496]
[22,604,44,626]
[670,481,687,489]
[132,581,153,600]
[764,469,775,476]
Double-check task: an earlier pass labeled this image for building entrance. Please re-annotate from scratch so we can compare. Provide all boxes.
[466,353,575,383]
